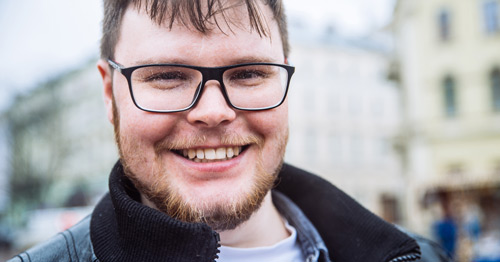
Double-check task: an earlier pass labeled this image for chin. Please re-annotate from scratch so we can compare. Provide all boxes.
[128,154,275,230]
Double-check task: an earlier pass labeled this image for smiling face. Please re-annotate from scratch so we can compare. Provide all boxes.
[99,2,289,230]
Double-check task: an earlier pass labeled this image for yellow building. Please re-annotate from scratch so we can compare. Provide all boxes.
[392,0,500,259]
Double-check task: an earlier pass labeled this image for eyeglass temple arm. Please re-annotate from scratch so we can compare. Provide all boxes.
[107,59,123,72]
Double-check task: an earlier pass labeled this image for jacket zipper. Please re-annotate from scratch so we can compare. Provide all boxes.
[387,252,421,262]
[211,231,421,262]
[212,232,221,262]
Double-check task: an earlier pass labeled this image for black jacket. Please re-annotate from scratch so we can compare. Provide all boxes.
[9,162,450,262]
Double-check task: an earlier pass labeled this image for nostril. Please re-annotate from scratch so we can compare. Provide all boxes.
[186,86,237,127]
[191,111,235,127]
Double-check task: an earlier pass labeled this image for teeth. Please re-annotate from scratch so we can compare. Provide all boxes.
[196,149,204,159]
[205,148,216,160]
[234,146,240,156]
[215,148,226,159]
[180,146,242,162]
[188,149,196,159]
[227,147,234,158]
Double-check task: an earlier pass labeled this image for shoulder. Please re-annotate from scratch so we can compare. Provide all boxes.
[407,231,452,262]
[277,164,451,262]
[7,216,96,262]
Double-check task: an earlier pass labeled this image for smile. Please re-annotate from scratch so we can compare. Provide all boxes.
[175,146,246,163]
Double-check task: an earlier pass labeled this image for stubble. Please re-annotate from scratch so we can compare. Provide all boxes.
[112,98,287,231]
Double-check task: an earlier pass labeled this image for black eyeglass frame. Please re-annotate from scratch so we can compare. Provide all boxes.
[108,59,295,113]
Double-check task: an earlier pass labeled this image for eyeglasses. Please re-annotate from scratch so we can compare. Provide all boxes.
[108,59,295,113]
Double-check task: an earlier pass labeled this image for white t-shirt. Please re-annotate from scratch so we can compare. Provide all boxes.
[216,221,305,262]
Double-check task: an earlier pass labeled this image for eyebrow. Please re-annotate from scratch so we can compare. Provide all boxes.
[131,56,279,67]
[132,58,190,66]
[227,56,278,65]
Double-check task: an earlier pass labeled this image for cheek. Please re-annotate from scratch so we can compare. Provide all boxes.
[246,104,289,136]
[114,88,179,144]
[246,105,288,170]
[120,114,180,146]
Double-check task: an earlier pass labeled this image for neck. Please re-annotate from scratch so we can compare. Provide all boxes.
[218,192,290,248]
[141,191,289,248]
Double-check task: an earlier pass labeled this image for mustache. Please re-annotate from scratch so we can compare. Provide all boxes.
[154,131,264,152]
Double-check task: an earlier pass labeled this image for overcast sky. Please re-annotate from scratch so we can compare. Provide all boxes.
[0,0,395,111]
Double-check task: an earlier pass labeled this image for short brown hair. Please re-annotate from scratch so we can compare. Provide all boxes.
[100,0,289,60]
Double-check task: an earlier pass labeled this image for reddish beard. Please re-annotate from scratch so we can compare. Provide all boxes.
[111,98,286,231]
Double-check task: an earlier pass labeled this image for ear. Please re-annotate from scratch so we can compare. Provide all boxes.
[97,59,115,124]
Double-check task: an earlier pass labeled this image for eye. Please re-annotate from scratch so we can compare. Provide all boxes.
[229,69,268,81]
[144,71,188,82]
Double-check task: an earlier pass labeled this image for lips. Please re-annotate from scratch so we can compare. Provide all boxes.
[176,146,244,163]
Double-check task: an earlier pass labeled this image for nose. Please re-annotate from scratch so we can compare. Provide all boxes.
[186,80,236,127]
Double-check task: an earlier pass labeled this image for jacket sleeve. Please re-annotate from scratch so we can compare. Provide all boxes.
[398,227,452,262]
[7,216,95,262]
[413,233,452,262]
[8,232,76,262]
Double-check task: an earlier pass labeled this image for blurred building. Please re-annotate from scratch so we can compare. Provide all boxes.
[286,23,406,224]
[0,120,9,213]
[391,0,500,259]
[2,59,117,225]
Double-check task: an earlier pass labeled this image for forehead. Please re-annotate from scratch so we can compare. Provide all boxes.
[114,1,284,66]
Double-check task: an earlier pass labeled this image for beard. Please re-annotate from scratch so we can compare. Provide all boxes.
[112,99,287,231]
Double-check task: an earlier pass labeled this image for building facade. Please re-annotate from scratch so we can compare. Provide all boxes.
[3,60,117,220]
[286,25,406,223]
[392,0,500,260]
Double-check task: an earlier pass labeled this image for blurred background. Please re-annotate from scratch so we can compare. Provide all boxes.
[1,0,499,261]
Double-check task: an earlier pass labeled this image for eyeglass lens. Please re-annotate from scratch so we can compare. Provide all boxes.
[130,64,289,111]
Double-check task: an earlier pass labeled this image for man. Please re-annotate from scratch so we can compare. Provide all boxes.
[10,0,449,261]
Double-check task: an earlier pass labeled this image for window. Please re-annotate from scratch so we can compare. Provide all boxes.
[447,164,463,177]
[492,68,500,111]
[329,134,341,163]
[378,137,390,157]
[351,135,363,163]
[495,161,500,174]
[305,128,317,162]
[438,9,451,40]
[371,97,384,117]
[443,76,457,117]
[328,93,340,113]
[348,94,360,116]
[483,0,499,33]
[380,194,400,224]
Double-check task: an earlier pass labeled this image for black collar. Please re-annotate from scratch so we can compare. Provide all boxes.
[90,161,419,262]
[90,161,220,262]
[275,164,420,261]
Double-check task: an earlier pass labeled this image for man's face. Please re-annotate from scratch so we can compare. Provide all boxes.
[101,2,289,230]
